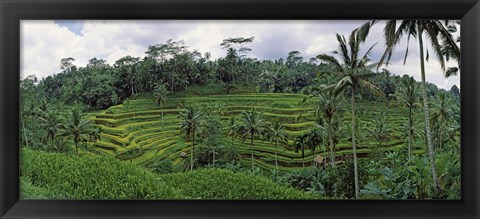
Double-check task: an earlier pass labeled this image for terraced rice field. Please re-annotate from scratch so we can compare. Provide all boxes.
[89,93,425,172]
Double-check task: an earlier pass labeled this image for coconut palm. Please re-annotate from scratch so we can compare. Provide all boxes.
[431,92,453,151]
[179,105,202,171]
[39,110,63,144]
[358,20,460,193]
[315,92,344,166]
[226,116,238,147]
[153,83,170,123]
[367,112,391,149]
[266,120,288,170]
[294,134,309,168]
[237,108,266,170]
[317,29,384,199]
[61,108,92,155]
[391,76,421,158]
[304,127,324,167]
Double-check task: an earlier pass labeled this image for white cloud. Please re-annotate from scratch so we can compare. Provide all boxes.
[21,20,459,89]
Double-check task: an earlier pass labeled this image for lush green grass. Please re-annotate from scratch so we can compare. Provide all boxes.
[20,148,181,199]
[162,168,318,199]
[20,176,63,199]
[20,148,316,199]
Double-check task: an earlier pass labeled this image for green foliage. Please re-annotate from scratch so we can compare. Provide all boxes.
[20,176,63,199]
[162,168,317,199]
[20,148,181,199]
[150,158,174,174]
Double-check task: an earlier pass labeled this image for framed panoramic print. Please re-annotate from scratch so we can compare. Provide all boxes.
[1,0,479,218]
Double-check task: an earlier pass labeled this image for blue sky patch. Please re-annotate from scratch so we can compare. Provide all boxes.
[54,20,84,35]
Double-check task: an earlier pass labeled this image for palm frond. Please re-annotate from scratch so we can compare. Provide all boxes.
[356,20,379,42]
[358,78,385,99]
[424,23,446,71]
[316,54,343,72]
[336,33,351,65]
[445,67,459,77]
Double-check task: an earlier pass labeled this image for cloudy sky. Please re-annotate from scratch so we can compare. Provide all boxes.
[20,20,460,89]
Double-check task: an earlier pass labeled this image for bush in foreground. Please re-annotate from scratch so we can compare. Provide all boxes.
[20,148,181,199]
[20,148,317,199]
[161,168,318,199]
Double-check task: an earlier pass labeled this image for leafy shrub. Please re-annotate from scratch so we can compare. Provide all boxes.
[150,158,174,174]
[161,168,317,199]
[20,176,63,199]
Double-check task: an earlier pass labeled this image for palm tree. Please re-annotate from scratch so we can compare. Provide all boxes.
[237,108,266,170]
[317,29,384,199]
[61,108,92,155]
[431,92,453,151]
[179,105,202,171]
[315,92,344,167]
[367,112,391,150]
[266,120,288,170]
[305,127,324,167]
[392,76,421,158]
[154,83,170,123]
[225,116,238,158]
[39,110,63,144]
[358,20,460,193]
[294,134,308,168]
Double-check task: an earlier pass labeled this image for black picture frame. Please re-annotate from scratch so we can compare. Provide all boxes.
[1,0,479,218]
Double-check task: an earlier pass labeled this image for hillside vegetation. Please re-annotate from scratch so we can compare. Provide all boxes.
[20,148,315,199]
[90,91,421,172]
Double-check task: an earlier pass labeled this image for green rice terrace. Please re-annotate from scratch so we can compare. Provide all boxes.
[89,92,423,172]
[19,22,461,200]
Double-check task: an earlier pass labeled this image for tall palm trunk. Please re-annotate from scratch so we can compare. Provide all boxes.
[251,132,254,170]
[231,135,235,162]
[302,152,305,168]
[418,27,441,194]
[275,139,279,171]
[21,112,29,147]
[75,141,78,155]
[351,87,359,199]
[160,102,164,125]
[329,136,335,167]
[212,148,216,166]
[190,130,195,171]
[408,107,413,158]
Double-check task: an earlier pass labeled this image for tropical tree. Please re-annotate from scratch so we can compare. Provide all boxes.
[317,29,384,199]
[391,76,421,158]
[315,92,344,166]
[304,127,324,167]
[294,134,309,168]
[237,108,266,170]
[153,83,170,122]
[266,120,288,170]
[225,116,239,162]
[60,108,92,155]
[39,110,63,144]
[367,112,391,150]
[431,92,453,151]
[200,113,223,166]
[179,105,202,171]
[358,20,460,193]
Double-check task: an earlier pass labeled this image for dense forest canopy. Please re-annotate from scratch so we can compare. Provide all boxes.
[22,37,458,110]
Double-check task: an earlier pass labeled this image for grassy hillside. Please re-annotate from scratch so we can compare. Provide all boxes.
[20,148,316,199]
[88,92,425,172]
